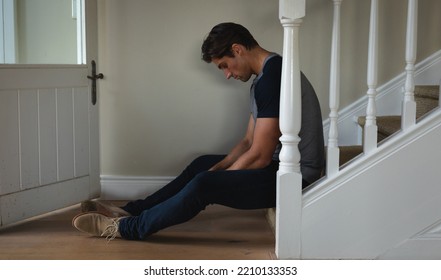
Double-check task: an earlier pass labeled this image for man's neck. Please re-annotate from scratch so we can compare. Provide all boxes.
[248,47,272,75]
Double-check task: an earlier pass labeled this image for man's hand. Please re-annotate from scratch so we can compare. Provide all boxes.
[209,115,255,171]
[227,117,280,170]
[210,115,281,171]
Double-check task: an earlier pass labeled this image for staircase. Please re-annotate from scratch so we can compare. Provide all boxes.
[268,84,440,233]
[274,0,441,259]
[268,83,441,259]
[269,84,441,259]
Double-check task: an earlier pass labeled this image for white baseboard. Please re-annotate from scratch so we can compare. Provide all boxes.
[100,175,175,200]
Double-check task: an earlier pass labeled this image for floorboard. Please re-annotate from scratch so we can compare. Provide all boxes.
[0,202,276,260]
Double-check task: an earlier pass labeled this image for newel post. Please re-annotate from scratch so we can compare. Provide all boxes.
[276,0,305,260]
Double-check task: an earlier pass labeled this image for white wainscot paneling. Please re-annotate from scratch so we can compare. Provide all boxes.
[1,86,91,196]
[57,88,75,181]
[19,90,40,189]
[0,90,20,195]
[39,89,58,185]
[73,87,90,177]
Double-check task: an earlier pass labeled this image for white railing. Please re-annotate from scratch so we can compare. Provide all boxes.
[276,0,420,259]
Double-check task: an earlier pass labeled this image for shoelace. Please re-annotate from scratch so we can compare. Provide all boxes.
[101,218,120,242]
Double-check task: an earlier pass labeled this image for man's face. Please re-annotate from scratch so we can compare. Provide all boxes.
[212,55,252,82]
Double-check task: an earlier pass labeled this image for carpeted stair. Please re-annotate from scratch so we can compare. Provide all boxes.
[342,85,440,165]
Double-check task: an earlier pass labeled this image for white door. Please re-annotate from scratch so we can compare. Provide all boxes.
[0,0,99,227]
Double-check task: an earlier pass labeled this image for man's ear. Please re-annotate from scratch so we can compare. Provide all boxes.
[231,44,244,56]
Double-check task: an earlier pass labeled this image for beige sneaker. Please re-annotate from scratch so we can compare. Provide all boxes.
[72,212,123,241]
[81,200,131,218]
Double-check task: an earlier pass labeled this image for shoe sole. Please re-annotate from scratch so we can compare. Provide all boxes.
[72,211,100,229]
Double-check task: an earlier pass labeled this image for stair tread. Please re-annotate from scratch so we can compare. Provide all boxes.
[357,115,402,136]
[415,85,440,100]
[337,85,439,167]
[324,145,363,170]
[338,145,363,166]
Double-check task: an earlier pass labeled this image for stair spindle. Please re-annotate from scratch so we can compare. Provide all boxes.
[364,0,379,154]
[402,0,418,130]
[327,0,343,177]
[278,20,302,176]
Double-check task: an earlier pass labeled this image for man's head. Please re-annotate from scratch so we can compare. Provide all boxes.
[201,23,260,82]
[201,22,258,63]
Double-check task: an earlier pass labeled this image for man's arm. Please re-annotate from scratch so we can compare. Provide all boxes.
[209,115,256,171]
[227,117,281,170]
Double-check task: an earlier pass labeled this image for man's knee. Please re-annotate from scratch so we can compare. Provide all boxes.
[185,171,217,198]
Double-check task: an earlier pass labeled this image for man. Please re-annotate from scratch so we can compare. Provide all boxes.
[72,22,324,241]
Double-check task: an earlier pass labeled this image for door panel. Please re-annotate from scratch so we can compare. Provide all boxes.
[0,0,99,227]
[0,70,96,225]
[1,177,90,226]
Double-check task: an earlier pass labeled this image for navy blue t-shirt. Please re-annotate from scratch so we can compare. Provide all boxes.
[250,54,325,184]
[251,54,282,119]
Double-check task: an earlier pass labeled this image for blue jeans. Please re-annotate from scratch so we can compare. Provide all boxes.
[117,155,279,240]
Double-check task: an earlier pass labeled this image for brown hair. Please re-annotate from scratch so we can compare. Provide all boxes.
[201,22,258,63]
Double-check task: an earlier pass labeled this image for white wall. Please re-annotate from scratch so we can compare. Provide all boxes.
[98,0,283,176]
[98,0,441,177]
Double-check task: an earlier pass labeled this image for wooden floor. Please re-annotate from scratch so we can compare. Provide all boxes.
[0,202,276,260]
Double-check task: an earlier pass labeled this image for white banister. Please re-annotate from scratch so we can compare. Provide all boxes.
[402,0,418,130]
[326,0,343,177]
[276,0,305,259]
[363,0,379,154]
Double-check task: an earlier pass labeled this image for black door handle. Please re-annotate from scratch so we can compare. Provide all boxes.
[87,73,104,80]
[87,60,104,105]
